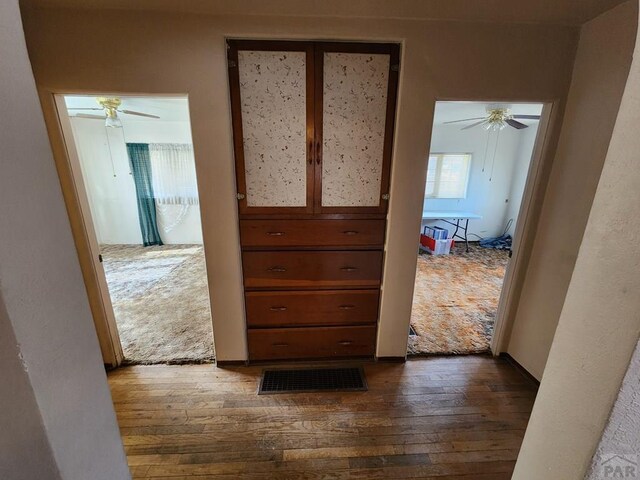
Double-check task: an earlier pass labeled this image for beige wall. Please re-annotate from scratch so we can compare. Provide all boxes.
[0,292,61,480]
[21,5,579,361]
[513,4,640,476]
[0,1,129,477]
[506,0,638,380]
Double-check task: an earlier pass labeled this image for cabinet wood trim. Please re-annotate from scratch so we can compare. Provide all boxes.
[313,42,400,215]
[227,39,316,215]
[229,40,400,216]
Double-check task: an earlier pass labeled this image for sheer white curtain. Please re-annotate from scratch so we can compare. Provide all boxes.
[149,143,199,233]
[149,143,199,205]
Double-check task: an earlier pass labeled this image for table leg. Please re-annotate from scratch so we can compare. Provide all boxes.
[464,219,470,252]
[452,219,460,241]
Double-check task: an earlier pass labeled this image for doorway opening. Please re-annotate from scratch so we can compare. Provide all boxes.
[58,94,214,365]
[408,101,544,355]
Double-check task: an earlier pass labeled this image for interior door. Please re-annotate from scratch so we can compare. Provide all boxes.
[314,42,399,215]
[228,40,315,215]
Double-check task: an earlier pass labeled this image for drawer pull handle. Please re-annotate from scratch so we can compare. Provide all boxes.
[266,232,285,236]
[340,267,358,272]
[272,343,289,347]
[267,266,287,273]
[269,306,287,311]
[338,340,354,346]
[343,231,359,235]
[339,304,356,310]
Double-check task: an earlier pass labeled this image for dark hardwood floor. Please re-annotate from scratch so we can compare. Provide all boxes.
[107,356,537,479]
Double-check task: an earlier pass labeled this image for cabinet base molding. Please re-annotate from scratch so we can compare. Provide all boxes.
[376,356,407,363]
[215,360,250,368]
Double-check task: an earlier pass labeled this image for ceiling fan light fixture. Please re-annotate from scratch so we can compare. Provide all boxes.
[483,107,511,131]
[105,115,122,128]
[97,97,123,128]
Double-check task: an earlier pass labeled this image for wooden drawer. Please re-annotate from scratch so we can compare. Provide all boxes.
[246,290,379,328]
[242,251,383,289]
[240,219,385,248]
[248,325,376,360]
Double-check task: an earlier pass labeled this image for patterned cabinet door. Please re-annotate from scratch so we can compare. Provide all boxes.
[228,41,315,215]
[316,43,399,214]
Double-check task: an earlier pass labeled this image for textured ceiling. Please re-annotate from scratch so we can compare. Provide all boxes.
[20,0,630,26]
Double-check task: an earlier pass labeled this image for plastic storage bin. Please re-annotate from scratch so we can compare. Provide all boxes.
[420,235,454,255]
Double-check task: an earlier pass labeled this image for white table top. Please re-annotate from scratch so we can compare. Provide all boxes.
[422,211,482,220]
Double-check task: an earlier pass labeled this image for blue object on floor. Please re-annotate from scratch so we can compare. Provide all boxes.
[479,234,512,250]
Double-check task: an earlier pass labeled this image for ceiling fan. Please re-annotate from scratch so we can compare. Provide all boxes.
[68,97,160,128]
[444,107,540,131]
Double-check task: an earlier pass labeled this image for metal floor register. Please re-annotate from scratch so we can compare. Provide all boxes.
[258,367,368,394]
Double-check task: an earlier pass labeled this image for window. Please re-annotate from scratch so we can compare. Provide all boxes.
[149,143,199,205]
[425,153,471,199]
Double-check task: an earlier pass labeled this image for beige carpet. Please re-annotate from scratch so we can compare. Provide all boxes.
[408,244,509,355]
[101,244,214,364]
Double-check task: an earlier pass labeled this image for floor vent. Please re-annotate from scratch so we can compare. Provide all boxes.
[409,325,417,336]
[258,367,367,394]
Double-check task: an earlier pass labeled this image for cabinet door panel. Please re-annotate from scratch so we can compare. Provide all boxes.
[228,41,315,215]
[316,43,399,214]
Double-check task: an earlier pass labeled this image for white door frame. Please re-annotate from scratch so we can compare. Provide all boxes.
[491,101,554,354]
[53,94,124,367]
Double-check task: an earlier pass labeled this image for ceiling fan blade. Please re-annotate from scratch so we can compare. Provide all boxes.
[506,119,528,129]
[443,117,486,125]
[512,114,541,120]
[72,113,107,119]
[461,120,487,130]
[120,109,160,119]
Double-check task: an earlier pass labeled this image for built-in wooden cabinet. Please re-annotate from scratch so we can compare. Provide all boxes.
[228,39,400,361]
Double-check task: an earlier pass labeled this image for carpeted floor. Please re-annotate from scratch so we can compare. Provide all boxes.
[408,244,509,355]
[100,244,214,364]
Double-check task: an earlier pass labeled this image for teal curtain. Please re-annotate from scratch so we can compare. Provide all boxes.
[127,143,163,247]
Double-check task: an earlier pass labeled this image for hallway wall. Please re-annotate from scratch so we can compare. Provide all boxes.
[0,1,129,478]
[506,0,638,380]
[513,2,640,476]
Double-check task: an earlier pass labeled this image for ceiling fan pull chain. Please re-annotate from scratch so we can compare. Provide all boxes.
[489,128,500,182]
[482,131,490,173]
[104,124,117,178]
